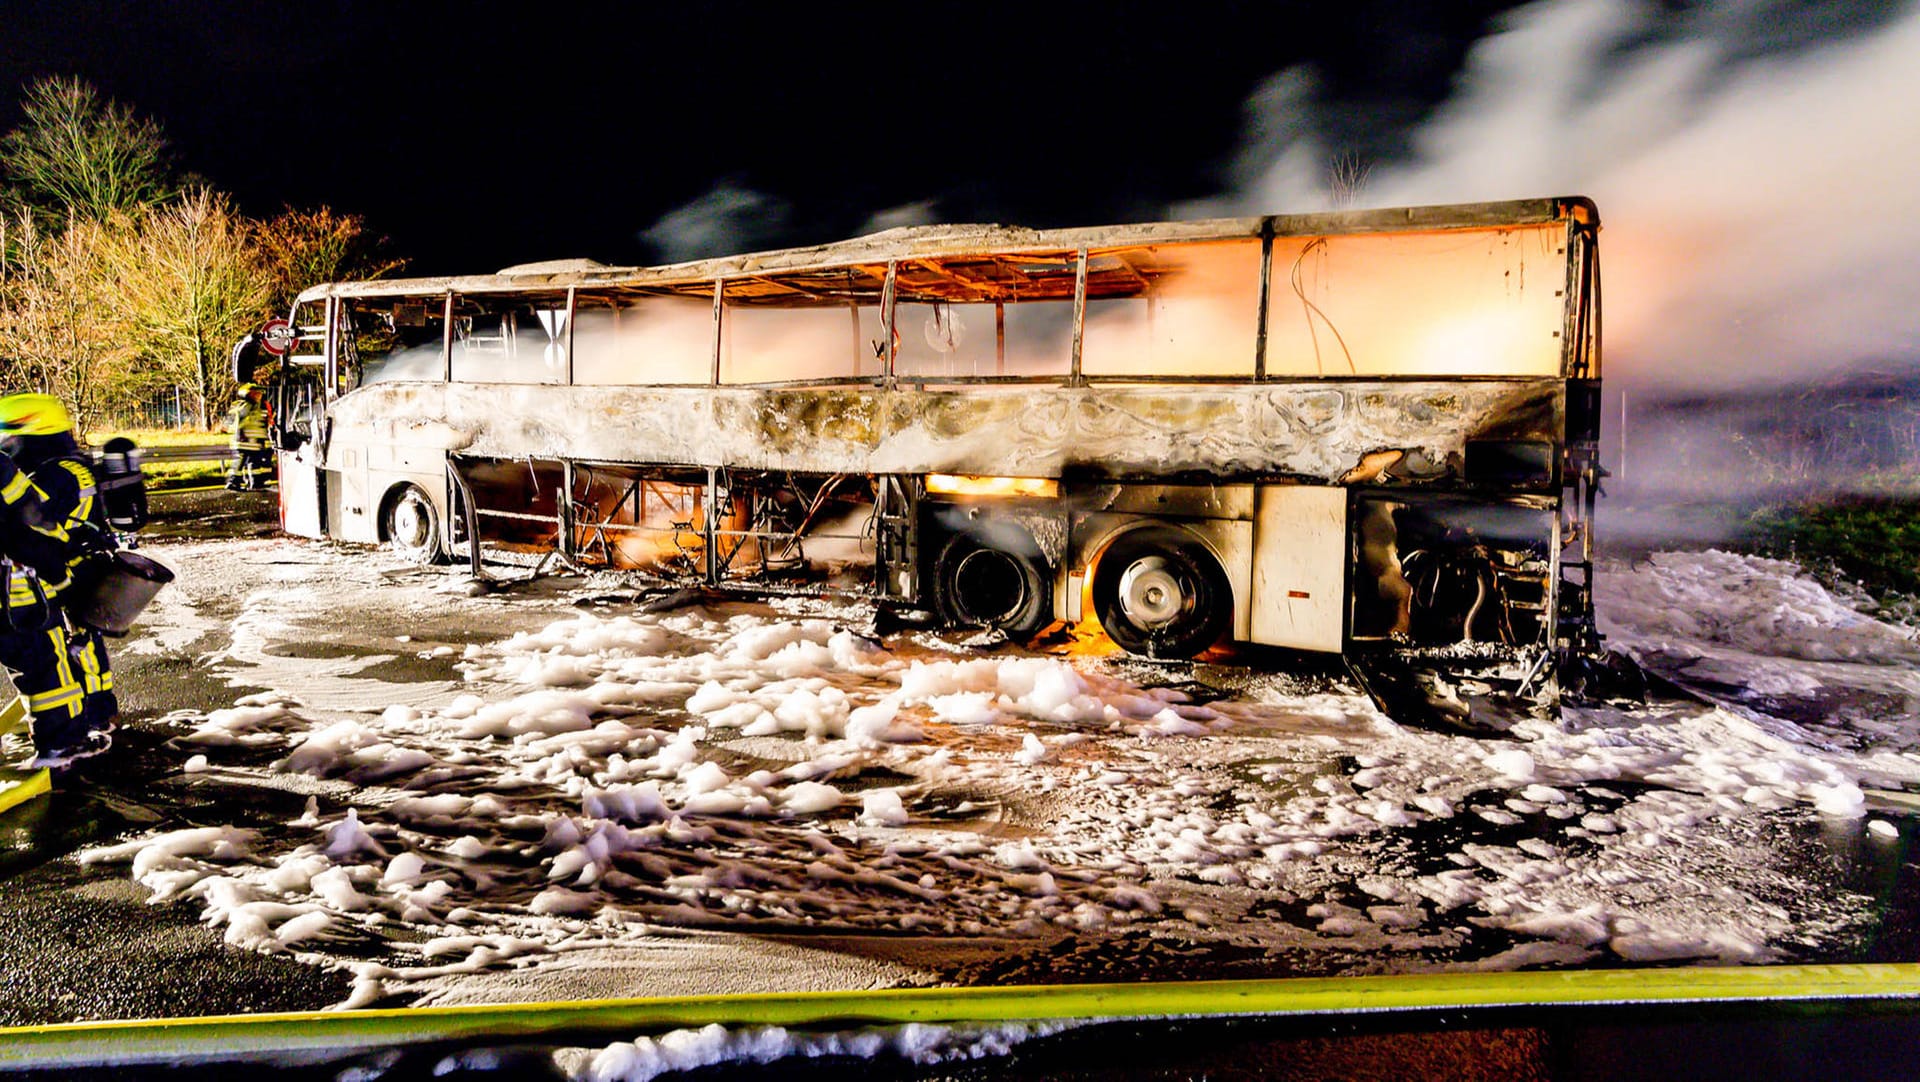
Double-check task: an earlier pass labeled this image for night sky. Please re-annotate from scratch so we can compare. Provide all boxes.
[0,1,1524,274]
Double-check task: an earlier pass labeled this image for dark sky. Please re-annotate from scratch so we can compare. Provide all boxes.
[0,0,1522,275]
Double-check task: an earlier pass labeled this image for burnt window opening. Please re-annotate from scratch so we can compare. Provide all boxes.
[338,296,450,389]
[451,291,572,385]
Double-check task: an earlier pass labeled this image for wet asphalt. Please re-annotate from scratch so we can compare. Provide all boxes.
[0,488,352,1025]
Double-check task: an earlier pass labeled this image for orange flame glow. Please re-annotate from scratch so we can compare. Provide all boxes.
[924,474,1060,498]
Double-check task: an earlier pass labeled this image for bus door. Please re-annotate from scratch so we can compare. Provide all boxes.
[274,297,330,539]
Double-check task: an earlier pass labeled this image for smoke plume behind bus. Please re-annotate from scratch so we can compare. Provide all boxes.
[1207,0,1920,396]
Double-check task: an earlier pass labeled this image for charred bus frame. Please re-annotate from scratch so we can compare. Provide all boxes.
[269,197,1605,723]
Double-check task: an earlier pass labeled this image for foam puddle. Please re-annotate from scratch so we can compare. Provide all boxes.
[77,544,1920,1017]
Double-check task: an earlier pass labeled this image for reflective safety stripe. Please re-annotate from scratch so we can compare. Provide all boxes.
[8,573,69,605]
[4,560,62,606]
[75,636,110,695]
[3,965,1920,1071]
[26,685,82,718]
[0,471,29,505]
[57,460,97,525]
[17,627,83,727]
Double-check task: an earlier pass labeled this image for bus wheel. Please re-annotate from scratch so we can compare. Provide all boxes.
[383,484,443,563]
[934,531,1053,640]
[1093,528,1230,659]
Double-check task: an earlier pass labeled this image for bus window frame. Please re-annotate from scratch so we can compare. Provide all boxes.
[304,216,1589,394]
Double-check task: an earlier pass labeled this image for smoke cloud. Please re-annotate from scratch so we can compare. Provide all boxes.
[1214,0,1920,393]
[640,183,794,265]
[856,200,941,236]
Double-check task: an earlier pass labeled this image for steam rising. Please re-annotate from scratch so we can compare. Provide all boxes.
[641,184,794,264]
[1216,0,1920,392]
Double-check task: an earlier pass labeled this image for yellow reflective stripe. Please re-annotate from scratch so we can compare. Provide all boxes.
[75,638,109,695]
[26,686,82,715]
[8,577,67,604]
[48,626,75,688]
[2,965,1920,1071]
[58,460,96,523]
[0,471,29,504]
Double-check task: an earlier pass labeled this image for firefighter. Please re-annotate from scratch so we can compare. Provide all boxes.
[224,383,272,490]
[0,393,117,766]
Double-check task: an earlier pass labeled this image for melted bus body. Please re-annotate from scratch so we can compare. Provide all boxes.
[270,198,1605,725]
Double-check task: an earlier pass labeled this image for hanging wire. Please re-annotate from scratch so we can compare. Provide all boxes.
[1290,238,1357,374]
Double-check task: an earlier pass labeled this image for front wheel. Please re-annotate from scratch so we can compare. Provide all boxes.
[383,484,444,564]
[1093,528,1231,659]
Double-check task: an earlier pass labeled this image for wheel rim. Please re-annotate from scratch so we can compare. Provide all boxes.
[390,494,431,551]
[1116,555,1190,629]
[951,547,1028,625]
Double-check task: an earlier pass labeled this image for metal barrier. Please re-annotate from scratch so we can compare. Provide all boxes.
[138,446,237,464]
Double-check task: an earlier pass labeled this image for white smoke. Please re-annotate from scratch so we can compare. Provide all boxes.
[1218,0,1920,392]
[856,199,941,235]
[640,183,794,264]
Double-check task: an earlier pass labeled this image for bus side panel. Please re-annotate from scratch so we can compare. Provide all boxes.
[1249,485,1347,653]
[277,449,324,539]
[330,444,377,544]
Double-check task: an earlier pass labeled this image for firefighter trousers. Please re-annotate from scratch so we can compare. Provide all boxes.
[226,447,273,489]
[0,603,116,755]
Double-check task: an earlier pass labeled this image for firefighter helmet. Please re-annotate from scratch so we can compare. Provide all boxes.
[0,393,74,438]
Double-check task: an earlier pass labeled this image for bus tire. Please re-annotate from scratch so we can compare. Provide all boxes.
[1093,528,1231,660]
[382,484,444,564]
[933,529,1053,641]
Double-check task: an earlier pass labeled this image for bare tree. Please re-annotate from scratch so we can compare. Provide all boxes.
[253,206,406,318]
[100,189,268,427]
[1328,151,1372,209]
[0,211,133,428]
[0,76,180,226]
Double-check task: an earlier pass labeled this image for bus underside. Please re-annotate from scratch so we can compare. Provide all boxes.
[299,375,1600,732]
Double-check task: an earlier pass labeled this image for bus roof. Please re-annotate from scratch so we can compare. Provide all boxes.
[295,196,1597,304]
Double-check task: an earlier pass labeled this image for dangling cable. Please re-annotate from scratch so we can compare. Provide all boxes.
[1290,238,1357,374]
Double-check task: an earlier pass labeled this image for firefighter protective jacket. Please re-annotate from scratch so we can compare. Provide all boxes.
[227,396,270,452]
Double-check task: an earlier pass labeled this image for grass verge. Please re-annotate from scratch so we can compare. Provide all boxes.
[1745,497,1920,625]
[87,428,232,491]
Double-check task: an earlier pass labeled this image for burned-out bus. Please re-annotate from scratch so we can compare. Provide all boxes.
[268,197,1606,725]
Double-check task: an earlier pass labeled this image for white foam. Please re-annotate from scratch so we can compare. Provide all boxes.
[561,1020,1074,1082]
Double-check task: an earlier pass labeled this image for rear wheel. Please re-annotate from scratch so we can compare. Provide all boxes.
[1093,528,1231,659]
[383,484,444,563]
[933,530,1053,640]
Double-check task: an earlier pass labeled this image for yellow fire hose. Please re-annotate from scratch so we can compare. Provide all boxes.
[0,696,51,814]
[3,964,1919,1070]
[0,765,49,815]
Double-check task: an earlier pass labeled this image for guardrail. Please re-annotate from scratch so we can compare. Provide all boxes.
[136,446,237,463]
